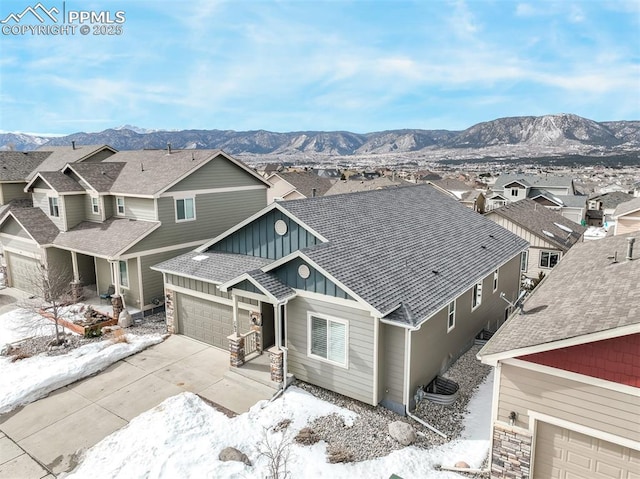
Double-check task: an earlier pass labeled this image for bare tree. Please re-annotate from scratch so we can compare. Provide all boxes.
[20,262,73,346]
[257,426,293,479]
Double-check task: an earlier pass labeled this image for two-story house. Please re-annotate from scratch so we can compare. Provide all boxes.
[486,174,586,223]
[485,199,585,281]
[0,151,51,208]
[265,171,334,203]
[0,148,269,314]
[152,185,528,414]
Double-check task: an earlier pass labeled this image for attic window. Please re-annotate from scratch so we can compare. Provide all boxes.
[274,219,287,236]
[298,264,311,279]
[554,222,573,233]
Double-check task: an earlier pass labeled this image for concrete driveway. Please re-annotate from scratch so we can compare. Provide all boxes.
[0,335,277,477]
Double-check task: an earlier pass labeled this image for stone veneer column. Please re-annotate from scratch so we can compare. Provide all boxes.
[111,294,123,322]
[70,280,83,303]
[491,424,532,479]
[165,289,175,333]
[269,347,283,383]
[228,333,245,367]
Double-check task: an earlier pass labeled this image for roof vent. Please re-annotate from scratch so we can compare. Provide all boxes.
[71,140,76,150]
[141,162,144,172]
[627,237,635,260]
[167,142,172,154]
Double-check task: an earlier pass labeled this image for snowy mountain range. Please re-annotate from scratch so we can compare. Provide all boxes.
[2,114,638,158]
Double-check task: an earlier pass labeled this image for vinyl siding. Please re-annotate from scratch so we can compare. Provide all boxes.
[117,197,156,221]
[33,191,64,231]
[1,216,30,238]
[81,149,115,163]
[103,195,114,219]
[498,362,640,444]
[166,156,265,192]
[64,194,85,229]
[272,257,353,299]
[76,253,96,285]
[165,274,258,307]
[0,182,28,204]
[45,247,73,284]
[125,189,266,254]
[210,207,318,259]
[286,295,375,404]
[531,247,562,279]
[139,247,195,306]
[379,323,405,409]
[409,254,521,407]
[120,257,140,308]
[0,234,41,255]
[616,211,640,235]
[83,195,103,221]
[95,258,112,295]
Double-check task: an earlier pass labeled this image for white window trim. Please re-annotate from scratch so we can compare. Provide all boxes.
[307,312,349,368]
[91,197,100,214]
[521,250,529,272]
[118,260,130,289]
[48,196,59,217]
[472,280,483,311]
[116,196,125,216]
[175,197,196,222]
[493,269,499,292]
[539,250,560,269]
[447,300,456,332]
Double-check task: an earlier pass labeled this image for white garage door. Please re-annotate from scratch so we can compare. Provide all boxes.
[176,293,251,350]
[7,253,41,295]
[534,422,640,479]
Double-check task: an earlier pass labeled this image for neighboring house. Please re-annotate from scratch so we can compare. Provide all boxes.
[586,191,633,226]
[613,196,640,236]
[0,151,52,206]
[0,149,269,314]
[478,233,639,479]
[30,144,118,180]
[427,179,486,213]
[324,176,410,196]
[314,168,341,179]
[485,199,585,280]
[486,174,586,223]
[266,171,334,203]
[153,185,528,414]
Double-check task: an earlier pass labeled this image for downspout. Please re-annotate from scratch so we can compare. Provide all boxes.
[268,301,290,404]
[372,316,380,405]
[403,324,448,439]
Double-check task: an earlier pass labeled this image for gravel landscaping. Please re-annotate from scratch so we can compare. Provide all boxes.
[295,343,492,464]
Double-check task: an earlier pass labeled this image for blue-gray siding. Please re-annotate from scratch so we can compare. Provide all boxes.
[210,208,319,259]
[272,257,353,299]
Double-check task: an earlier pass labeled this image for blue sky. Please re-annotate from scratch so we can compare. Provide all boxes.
[1,0,638,135]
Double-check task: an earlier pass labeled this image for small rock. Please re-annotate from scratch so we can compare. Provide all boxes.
[218,446,251,466]
[388,421,416,446]
[0,343,14,356]
[118,309,133,328]
[295,427,319,445]
[455,461,470,468]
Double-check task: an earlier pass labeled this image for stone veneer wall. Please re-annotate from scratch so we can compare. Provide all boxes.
[165,289,175,333]
[491,424,532,479]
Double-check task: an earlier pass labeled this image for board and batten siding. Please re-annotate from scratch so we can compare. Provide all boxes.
[379,322,405,412]
[272,257,353,300]
[125,189,266,254]
[210,207,319,260]
[166,155,266,192]
[64,194,86,230]
[33,191,64,231]
[0,183,29,204]
[498,362,640,444]
[286,295,375,405]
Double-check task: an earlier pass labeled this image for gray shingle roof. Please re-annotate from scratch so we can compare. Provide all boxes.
[2,207,59,245]
[487,199,585,252]
[614,196,640,217]
[589,191,634,209]
[324,176,411,196]
[430,178,472,192]
[53,218,159,257]
[479,233,640,358]
[245,270,295,301]
[0,151,51,181]
[280,184,528,324]
[494,174,575,191]
[65,163,126,192]
[276,172,334,198]
[29,145,116,179]
[152,251,271,284]
[37,171,84,192]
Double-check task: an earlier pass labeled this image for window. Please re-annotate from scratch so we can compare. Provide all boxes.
[511,188,519,197]
[116,197,125,215]
[520,251,528,272]
[447,301,456,332]
[118,260,129,288]
[308,314,347,366]
[472,281,483,310]
[540,251,560,269]
[48,197,59,217]
[176,197,195,221]
[91,197,100,214]
[493,269,499,292]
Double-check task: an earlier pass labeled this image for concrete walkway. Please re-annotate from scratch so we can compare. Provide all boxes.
[0,335,277,477]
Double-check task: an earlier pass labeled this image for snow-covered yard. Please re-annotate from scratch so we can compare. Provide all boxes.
[66,373,494,479]
[0,308,164,414]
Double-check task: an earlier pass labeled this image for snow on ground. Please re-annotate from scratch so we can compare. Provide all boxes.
[583,225,609,241]
[0,334,164,414]
[0,308,58,344]
[66,371,495,479]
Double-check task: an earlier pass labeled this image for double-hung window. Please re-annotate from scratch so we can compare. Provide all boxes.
[91,197,100,214]
[472,281,483,310]
[48,197,59,217]
[447,301,456,332]
[308,314,347,367]
[540,251,559,269]
[116,197,125,216]
[118,260,129,288]
[176,197,195,221]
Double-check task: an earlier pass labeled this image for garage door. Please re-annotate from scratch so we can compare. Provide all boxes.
[534,422,640,478]
[176,293,251,349]
[7,253,41,295]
